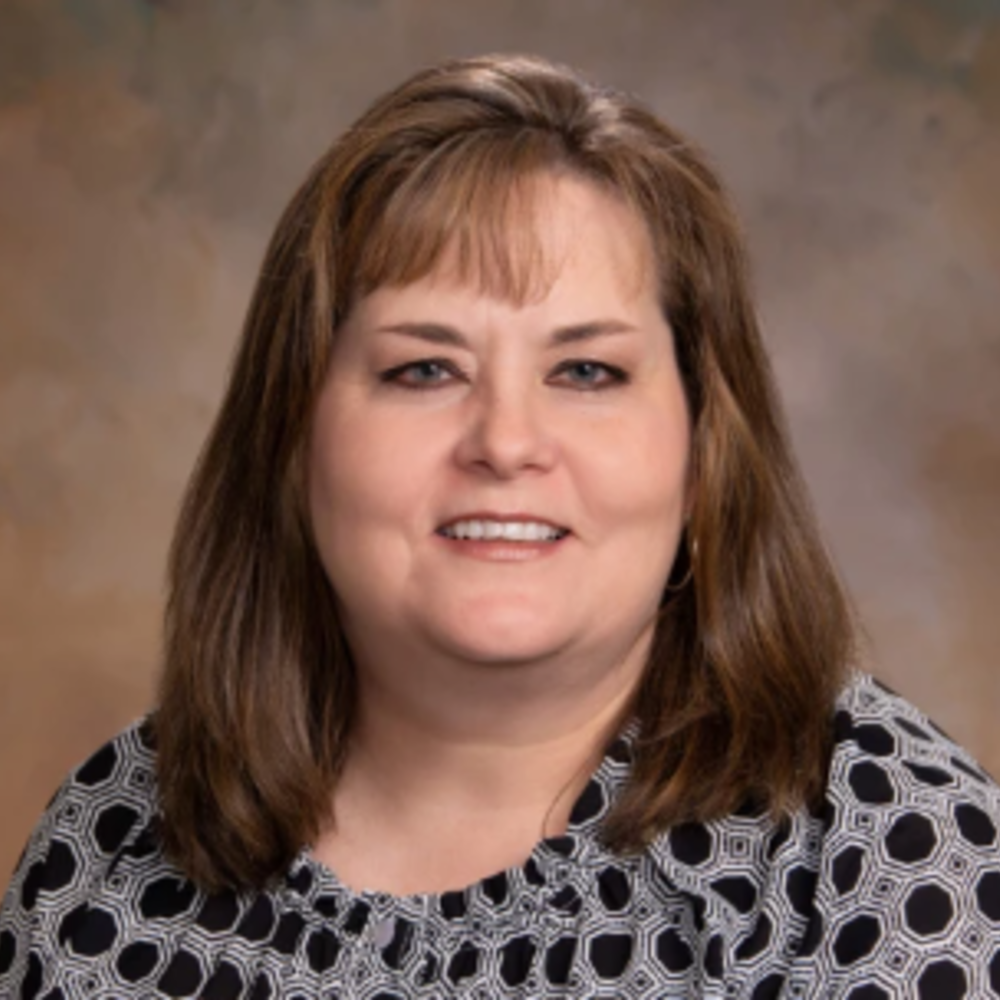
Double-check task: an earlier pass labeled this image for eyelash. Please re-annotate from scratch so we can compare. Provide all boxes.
[379,358,630,391]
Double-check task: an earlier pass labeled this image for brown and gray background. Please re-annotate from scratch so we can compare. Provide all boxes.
[1,0,998,878]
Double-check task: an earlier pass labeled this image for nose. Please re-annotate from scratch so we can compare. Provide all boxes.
[453,380,558,479]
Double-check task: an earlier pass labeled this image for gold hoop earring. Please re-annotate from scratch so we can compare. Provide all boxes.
[664,536,697,593]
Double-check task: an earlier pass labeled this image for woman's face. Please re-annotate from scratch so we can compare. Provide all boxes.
[308,176,692,674]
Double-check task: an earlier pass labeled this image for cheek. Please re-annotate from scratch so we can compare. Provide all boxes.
[311,386,382,495]
[307,399,438,550]
[308,428,399,604]
[307,398,377,557]
[582,409,690,523]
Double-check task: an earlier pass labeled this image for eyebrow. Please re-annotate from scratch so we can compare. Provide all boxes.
[373,320,639,348]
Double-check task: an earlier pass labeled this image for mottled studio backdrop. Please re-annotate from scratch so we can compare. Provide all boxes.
[1,0,998,877]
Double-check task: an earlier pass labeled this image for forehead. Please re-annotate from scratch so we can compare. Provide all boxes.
[351,173,659,321]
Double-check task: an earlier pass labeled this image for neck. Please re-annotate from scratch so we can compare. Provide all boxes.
[314,624,653,894]
[340,621,653,822]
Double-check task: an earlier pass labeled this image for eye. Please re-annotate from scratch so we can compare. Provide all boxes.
[550,359,629,390]
[379,358,463,389]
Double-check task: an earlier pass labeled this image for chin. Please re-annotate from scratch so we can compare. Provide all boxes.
[411,587,562,652]
[426,617,573,668]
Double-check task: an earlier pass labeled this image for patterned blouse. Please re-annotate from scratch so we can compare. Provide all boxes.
[2,673,1000,998]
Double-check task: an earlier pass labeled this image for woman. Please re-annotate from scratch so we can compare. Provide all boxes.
[2,53,998,999]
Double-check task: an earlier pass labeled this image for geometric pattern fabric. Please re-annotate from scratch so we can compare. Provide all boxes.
[2,672,999,997]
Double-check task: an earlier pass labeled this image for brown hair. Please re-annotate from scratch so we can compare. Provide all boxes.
[156,53,854,890]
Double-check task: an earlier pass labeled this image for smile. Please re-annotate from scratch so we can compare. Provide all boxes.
[437,519,570,542]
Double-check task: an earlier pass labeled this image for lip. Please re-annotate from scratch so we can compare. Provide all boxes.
[433,512,571,562]
[435,511,571,534]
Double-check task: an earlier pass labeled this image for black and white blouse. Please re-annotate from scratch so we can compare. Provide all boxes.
[3,673,1000,998]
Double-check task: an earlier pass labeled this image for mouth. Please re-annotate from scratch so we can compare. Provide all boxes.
[435,515,571,543]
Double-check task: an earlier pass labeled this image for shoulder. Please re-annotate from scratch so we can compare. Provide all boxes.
[811,672,1000,995]
[828,670,999,830]
[1,719,160,990]
[20,718,160,876]
[636,672,1000,994]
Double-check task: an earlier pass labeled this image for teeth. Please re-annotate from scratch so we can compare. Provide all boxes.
[440,520,567,542]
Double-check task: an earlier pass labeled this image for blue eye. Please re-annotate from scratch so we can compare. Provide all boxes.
[379,358,629,391]
[380,359,459,389]
[551,360,629,389]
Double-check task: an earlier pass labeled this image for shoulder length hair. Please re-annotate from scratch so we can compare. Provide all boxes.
[156,53,854,890]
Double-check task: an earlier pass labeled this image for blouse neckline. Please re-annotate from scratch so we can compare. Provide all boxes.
[282,727,636,929]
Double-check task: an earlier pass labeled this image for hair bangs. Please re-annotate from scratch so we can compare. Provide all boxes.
[345,128,577,308]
